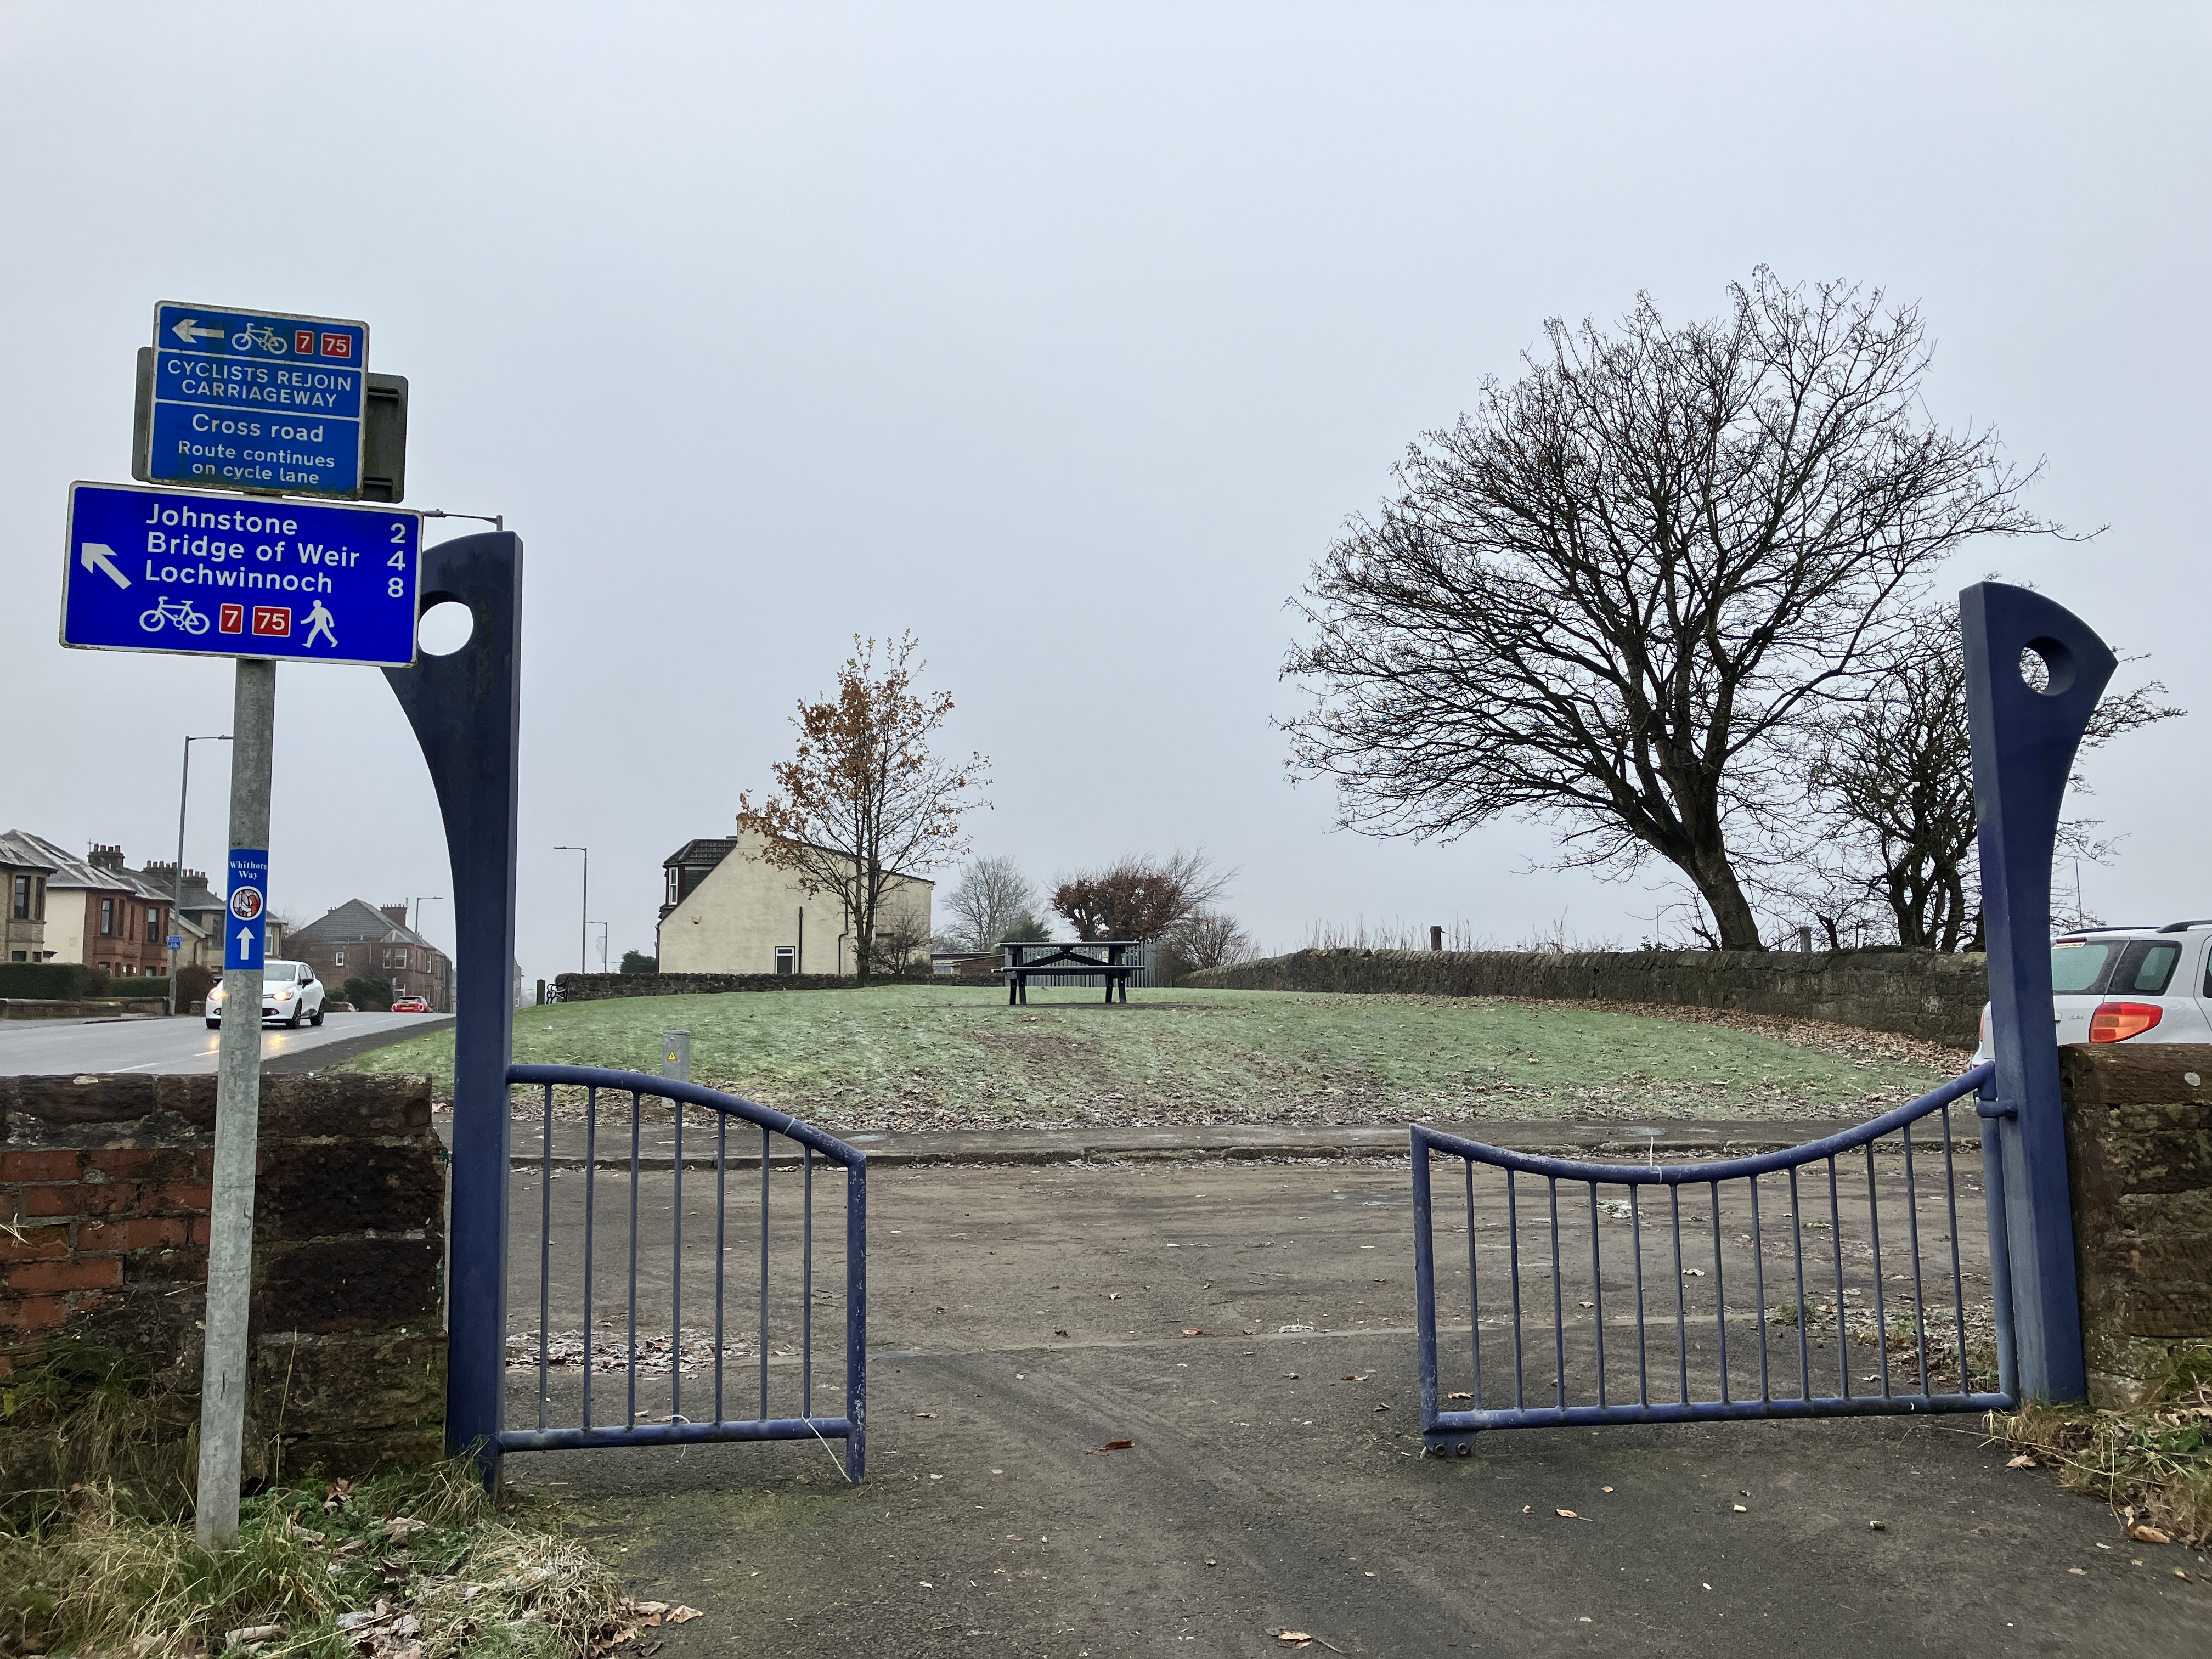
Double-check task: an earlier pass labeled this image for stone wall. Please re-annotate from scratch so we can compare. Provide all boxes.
[2060,1045,2212,1407]
[555,969,932,1001]
[1187,947,1988,1046]
[0,1071,446,1476]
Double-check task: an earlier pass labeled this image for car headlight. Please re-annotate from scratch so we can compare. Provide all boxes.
[273,988,295,1001]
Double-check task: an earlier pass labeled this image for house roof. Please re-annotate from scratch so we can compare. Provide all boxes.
[662,828,935,886]
[0,831,59,876]
[291,899,438,952]
[0,831,171,900]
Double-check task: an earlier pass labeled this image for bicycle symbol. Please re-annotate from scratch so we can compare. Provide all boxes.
[230,323,289,354]
[139,597,211,635]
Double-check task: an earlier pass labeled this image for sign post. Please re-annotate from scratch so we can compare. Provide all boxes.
[196,669,274,1550]
[59,303,423,1549]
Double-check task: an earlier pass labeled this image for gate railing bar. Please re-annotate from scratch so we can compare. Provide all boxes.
[1413,1063,2010,1445]
[500,1064,867,1480]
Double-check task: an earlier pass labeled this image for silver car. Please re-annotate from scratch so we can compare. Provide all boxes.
[205,960,327,1029]
[1973,920,2212,1059]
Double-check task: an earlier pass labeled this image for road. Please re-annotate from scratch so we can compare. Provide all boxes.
[0,1010,452,1076]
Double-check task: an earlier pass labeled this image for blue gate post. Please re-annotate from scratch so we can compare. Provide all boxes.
[1959,581,2114,1405]
[385,531,524,1479]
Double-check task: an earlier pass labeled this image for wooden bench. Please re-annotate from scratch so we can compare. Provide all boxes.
[996,940,1139,1005]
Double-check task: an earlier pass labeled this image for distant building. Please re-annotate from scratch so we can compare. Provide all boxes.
[290,901,454,1012]
[656,826,933,976]
[0,832,57,962]
[0,835,176,978]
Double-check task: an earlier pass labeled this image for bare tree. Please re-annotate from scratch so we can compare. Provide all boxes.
[737,634,989,980]
[1051,849,1233,941]
[1800,601,2180,951]
[1283,271,2053,950]
[1167,907,1256,970]
[943,854,1036,952]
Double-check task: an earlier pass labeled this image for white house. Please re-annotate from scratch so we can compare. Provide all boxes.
[656,826,932,976]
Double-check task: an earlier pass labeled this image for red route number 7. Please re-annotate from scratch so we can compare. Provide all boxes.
[252,606,292,637]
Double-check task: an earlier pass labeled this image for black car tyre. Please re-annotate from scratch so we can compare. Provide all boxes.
[311,1007,324,1027]
[287,1005,303,1028]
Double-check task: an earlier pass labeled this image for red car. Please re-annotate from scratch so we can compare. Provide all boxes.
[390,996,432,1013]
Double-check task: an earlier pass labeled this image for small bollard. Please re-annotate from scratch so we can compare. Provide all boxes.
[661,1030,691,1084]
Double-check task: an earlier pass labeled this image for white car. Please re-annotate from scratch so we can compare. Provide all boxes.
[1973,921,2212,1060]
[205,960,327,1029]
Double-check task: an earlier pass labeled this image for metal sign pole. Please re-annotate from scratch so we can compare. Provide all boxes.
[194,657,275,1548]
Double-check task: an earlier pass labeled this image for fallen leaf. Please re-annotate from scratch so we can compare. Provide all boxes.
[2068,1567,2086,1576]
[667,1607,703,1624]
[1731,1504,1747,1513]
[1345,1374,1367,1382]
[1092,1439,1133,1452]
[1204,1557,1216,1566]
[1108,1292,1122,1300]
[1601,1486,1614,1493]
[630,1601,669,1617]
[225,1627,283,1647]
[383,1517,430,1541]
[1447,1391,1473,1401]
[1182,1328,1205,1337]
[1683,1269,1705,1278]
[2128,1524,2170,1545]
[1278,1635,1313,1646]
[1868,1521,1887,1532]
[2176,1569,2194,1582]
[1578,1301,1594,1309]
[1555,1509,1578,1519]
[913,1412,938,1419]
[1284,1373,1301,1380]
[1054,1329,1070,1338]
[2006,1454,2036,1469]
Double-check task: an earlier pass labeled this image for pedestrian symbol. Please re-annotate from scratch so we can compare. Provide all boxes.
[303,599,337,649]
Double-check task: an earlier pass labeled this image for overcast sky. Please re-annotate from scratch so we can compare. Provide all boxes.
[4,4,2207,980]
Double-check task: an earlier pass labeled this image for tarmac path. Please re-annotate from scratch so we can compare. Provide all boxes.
[498,1155,2210,1657]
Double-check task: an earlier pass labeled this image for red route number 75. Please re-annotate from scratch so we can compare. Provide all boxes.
[252,606,292,637]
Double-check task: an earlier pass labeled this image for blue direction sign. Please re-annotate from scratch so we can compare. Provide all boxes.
[224,849,268,972]
[149,302,368,498]
[60,482,422,668]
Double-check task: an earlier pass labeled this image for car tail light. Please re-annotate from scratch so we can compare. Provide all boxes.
[2089,1001,2164,1043]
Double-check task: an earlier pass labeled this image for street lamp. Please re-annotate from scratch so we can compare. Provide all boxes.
[411,895,444,935]
[554,846,588,977]
[168,733,232,1016]
[591,920,610,973]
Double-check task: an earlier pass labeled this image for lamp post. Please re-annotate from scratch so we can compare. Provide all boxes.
[592,920,609,973]
[411,894,444,935]
[554,846,588,978]
[167,733,232,1016]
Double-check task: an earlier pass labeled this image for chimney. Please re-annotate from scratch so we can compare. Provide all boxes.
[380,904,410,927]
[87,844,126,870]
[145,860,177,881]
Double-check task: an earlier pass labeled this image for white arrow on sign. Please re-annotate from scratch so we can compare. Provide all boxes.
[172,318,226,343]
[81,543,130,589]
[235,926,257,959]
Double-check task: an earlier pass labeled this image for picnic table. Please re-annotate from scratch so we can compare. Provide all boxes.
[996,940,1139,1005]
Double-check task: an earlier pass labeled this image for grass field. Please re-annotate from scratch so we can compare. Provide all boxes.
[349,985,1963,1129]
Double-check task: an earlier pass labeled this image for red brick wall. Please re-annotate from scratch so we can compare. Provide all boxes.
[1,1072,445,1474]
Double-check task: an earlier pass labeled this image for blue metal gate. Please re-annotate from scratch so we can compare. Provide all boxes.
[499,1065,867,1479]
[1413,1065,2012,1452]
[1409,580,2122,1448]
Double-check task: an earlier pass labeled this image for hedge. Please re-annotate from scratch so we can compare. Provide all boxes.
[0,962,98,999]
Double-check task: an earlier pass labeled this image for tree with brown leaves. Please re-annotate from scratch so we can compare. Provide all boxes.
[1051,850,1232,943]
[737,634,988,980]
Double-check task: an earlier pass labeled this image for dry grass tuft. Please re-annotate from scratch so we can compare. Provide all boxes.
[0,1460,634,1659]
[1992,1345,2212,1548]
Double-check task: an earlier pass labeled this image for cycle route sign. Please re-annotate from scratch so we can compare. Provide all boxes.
[59,481,423,668]
[148,302,368,498]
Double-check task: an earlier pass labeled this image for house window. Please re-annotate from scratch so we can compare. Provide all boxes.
[10,876,26,919]
[335,949,346,968]
[396,949,408,969]
[666,868,681,906]
[775,947,796,976]
[100,898,115,936]
[146,906,160,943]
